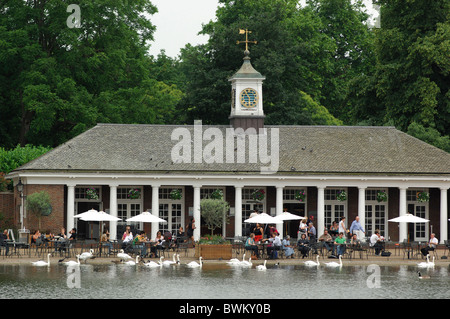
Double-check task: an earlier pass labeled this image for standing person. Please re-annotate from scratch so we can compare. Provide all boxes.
[186,217,196,247]
[338,217,348,238]
[349,216,365,241]
[252,223,264,243]
[421,233,438,256]
[0,229,10,256]
[308,222,317,254]
[298,218,308,238]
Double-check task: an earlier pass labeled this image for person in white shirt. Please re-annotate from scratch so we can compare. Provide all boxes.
[121,226,133,249]
[369,229,384,256]
[267,231,282,259]
[421,233,438,256]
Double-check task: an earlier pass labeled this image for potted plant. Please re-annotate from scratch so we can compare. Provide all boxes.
[209,189,224,200]
[169,189,182,200]
[128,188,141,199]
[416,191,430,202]
[26,191,52,229]
[197,198,232,259]
[252,189,265,201]
[336,190,347,202]
[376,190,388,202]
[294,190,306,202]
[85,187,99,200]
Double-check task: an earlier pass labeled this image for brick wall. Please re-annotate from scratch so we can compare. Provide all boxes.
[0,192,15,225]
[22,184,65,233]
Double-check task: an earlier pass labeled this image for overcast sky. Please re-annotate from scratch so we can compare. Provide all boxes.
[148,0,379,58]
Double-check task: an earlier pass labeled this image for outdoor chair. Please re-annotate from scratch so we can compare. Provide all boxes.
[176,238,189,257]
[445,240,450,258]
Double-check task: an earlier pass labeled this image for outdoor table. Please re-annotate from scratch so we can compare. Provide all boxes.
[403,242,413,259]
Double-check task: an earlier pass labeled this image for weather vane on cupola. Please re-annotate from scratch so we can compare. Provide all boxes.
[237,29,257,56]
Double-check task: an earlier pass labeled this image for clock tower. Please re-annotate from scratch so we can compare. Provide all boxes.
[229,30,265,131]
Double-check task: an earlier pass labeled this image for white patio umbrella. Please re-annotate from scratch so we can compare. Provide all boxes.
[273,212,305,222]
[273,212,305,235]
[388,213,429,223]
[126,211,167,224]
[80,210,122,239]
[244,212,279,224]
[73,208,100,219]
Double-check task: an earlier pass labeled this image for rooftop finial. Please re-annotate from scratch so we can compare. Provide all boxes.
[237,29,257,58]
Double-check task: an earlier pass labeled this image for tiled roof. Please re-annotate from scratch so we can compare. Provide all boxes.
[15,124,450,175]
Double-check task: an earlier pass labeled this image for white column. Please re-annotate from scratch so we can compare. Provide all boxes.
[276,186,284,238]
[193,185,201,241]
[358,187,366,234]
[235,186,243,237]
[67,184,75,233]
[440,188,448,244]
[109,185,118,240]
[151,185,160,240]
[317,186,325,237]
[399,187,407,242]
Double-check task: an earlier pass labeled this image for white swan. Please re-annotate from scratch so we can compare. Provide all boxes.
[325,255,343,268]
[417,255,430,268]
[63,255,81,266]
[187,256,203,268]
[123,255,140,266]
[117,249,133,261]
[304,255,320,266]
[143,257,163,268]
[162,254,177,265]
[78,249,94,263]
[176,254,181,265]
[32,253,51,266]
[228,253,245,266]
[256,260,267,271]
[427,255,435,267]
[240,257,253,267]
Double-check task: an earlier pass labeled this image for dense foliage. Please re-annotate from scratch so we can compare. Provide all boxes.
[0,0,448,153]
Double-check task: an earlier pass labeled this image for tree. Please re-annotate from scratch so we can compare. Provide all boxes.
[177,0,341,126]
[374,0,449,135]
[306,0,376,122]
[0,0,182,148]
[26,191,52,230]
[200,198,230,236]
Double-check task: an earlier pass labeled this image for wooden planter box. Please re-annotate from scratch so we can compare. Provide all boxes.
[195,244,232,260]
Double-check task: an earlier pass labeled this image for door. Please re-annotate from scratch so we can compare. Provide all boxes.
[76,202,100,240]
[158,202,183,235]
[242,203,264,236]
[283,203,306,238]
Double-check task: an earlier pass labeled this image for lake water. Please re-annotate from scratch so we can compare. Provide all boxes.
[0,262,449,299]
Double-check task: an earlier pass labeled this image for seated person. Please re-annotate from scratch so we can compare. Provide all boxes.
[282,235,295,259]
[151,231,165,258]
[244,233,259,258]
[297,233,310,258]
[121,226,133,250]
[318,229,335,255]
[369,229,384,256]
[100,229,113,255]
[266,231,282,259]
[133,231,148,257]
[68,228,77,241]
[421,233,438,257]
[0,229,10,255]
[31,230,42,245]
[334,232,347,256]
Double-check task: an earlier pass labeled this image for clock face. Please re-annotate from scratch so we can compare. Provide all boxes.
[240,88,258,108]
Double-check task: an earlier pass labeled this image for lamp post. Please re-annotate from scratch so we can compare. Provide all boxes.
[16,178,25,230]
